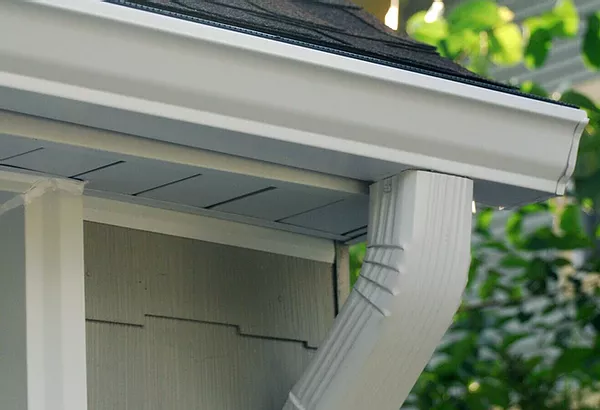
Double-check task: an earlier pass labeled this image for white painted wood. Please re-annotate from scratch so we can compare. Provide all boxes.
[0,111,366,196]
[0,189,17,203]
[0,169,55,193]
[283,171,473,410]
[334,243,351,312]
[139,171,271,208]
[281,195,369,235]
[213,186,350,222]
[0,133,42,160]
[83,196,335,263]
[0,173,87,410]
[1,146,117,177]
[0,1,587,205]
[79,159,199,195]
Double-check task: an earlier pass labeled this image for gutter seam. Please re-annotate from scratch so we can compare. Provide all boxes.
[556,117,589,195]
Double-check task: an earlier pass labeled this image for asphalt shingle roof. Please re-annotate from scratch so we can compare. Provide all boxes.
[105,0,570,106]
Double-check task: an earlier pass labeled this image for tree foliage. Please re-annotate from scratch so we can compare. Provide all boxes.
[352,1,600,408]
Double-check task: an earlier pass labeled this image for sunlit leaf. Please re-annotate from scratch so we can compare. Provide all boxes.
[475,207,494,235]
[406,11,449,46]
[524,0,579,68]
[447,0,501,33]
[498,6,514,23]
[489,23,524,65]
[553,0,579,37]
[440,29,481,60]
[349,242,365,286]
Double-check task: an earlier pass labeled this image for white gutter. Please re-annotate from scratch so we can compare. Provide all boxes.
[284,170,473,409]
[0,1,589,207]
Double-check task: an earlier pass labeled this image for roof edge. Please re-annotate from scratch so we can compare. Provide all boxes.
[106,0,577,109]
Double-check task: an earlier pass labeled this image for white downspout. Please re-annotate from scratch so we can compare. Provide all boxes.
[283,170,473,410]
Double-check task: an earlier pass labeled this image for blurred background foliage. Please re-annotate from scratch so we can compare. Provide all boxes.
[349,1,600,408]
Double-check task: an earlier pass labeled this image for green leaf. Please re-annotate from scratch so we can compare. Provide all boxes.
[478,382,510,407]
[576,295,597,322]
[478,240,509,252]
[441,29,481,60]
[509,285,523,300]
[521,226,590,251]
[480,270,502,299]
[551,257,572,268]
[553,0,579,37]
[406,11,449,46]
[524,26,553,69]
[468,256,482,289]
[556,328,572,346]
[560,204,583,234]
[583,12,600,70]
[553,347,593,374]
[475,207,494,233]
[524,0,579,68]
[489,23,524,65]
[349,242,366,287]
[447,0,501,33]
[560,90,600,114]
[499,254,529,268]
[501,332,530,350]
[518,309,534,323]
[506,212,523,245]
[591,313,600,332]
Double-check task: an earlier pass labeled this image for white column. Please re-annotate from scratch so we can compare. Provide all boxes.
[0,171,87,410]
[284,170,473,410]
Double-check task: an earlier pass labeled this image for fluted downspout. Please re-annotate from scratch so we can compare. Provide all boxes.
[283,170,473,410]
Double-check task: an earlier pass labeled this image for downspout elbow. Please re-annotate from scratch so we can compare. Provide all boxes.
[283,170,473,410]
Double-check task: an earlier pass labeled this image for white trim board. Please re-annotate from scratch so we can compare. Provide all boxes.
[0,110,366,196]
[83,196,336,263]
[0,169,336,263]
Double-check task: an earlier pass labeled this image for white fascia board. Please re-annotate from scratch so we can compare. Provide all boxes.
[0,1,588,200]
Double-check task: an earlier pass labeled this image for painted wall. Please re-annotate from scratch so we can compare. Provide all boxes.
[84,222,336,410]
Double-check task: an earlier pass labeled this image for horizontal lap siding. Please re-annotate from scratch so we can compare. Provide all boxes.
[84,221,334,410]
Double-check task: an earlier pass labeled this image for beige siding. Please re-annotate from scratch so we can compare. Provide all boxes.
[86,322,146,410]
[84,222,334,410]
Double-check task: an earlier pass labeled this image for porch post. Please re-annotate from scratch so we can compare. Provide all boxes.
[0,171,87,410]
[284,170,473,410]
